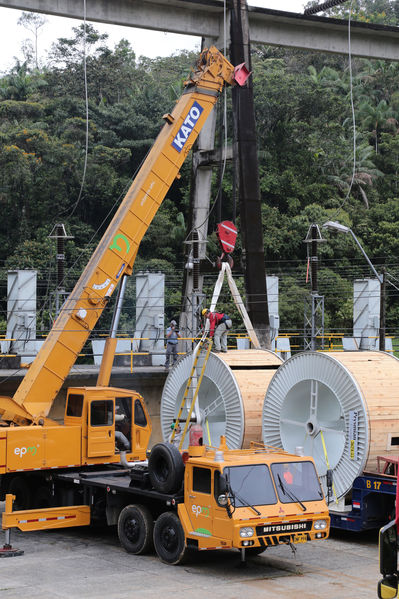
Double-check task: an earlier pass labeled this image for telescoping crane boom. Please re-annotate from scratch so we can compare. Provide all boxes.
[0,47,247,429]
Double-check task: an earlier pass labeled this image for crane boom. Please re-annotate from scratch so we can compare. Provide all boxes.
[0,47,241,425]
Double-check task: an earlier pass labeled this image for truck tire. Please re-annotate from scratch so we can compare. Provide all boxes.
[153,512,187,565]
[245,546,267,557]
[148,443,184,494]
[118,504,154,555]
[7,476,32,510]
[33,485,54,509]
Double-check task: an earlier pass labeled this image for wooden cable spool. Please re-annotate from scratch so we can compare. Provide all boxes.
[161,349,282,449]
[219,349,283,447]
[263,350,399,499]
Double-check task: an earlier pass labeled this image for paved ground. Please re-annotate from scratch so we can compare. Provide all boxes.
[0,521,380,599]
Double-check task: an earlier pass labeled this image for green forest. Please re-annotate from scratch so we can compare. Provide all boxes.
[1,1,399,346]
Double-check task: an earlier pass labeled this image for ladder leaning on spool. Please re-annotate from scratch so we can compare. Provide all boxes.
[170,261,262,449]
[169,336,213,450]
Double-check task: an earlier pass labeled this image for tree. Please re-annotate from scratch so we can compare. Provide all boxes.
[0,61,32,101]
[307,0,399,25]
[17,11,47,69]
[326,138,383,207]
[357,99,397,153]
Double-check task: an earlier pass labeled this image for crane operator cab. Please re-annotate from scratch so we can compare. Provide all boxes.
[115,399,131,451]
[64,387,152,465]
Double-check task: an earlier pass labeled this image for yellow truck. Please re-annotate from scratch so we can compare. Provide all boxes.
[378,519,398,598]
[2,438,330,564]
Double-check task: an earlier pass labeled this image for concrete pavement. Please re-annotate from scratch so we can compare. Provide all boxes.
[0,523,380,598]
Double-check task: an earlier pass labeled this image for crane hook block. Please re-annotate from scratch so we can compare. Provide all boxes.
[216,221,237,255]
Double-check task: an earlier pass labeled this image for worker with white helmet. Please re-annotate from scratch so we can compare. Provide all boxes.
[202,308,232,353]
[164,319,181,370]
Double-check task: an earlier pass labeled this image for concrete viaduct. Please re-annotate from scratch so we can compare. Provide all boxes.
[1,0,399,60]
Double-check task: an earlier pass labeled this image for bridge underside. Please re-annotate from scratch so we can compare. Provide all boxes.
[1,0,399,61]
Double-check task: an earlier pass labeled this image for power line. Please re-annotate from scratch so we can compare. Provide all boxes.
[304,0,350,16]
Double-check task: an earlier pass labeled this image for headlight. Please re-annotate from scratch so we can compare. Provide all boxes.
[314,519,327,530]
[240,527,254,538]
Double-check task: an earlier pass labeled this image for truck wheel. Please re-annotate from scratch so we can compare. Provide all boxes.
[244,546,267,557]
[33,485,54,509]
[148,443,184,494]
[118,504,154,555]
[153,512,187,565]
[8,476,32,510]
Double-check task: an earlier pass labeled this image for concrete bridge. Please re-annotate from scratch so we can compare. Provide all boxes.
[1,0,399,60]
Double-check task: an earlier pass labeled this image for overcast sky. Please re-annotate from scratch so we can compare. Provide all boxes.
[0,0,305,73]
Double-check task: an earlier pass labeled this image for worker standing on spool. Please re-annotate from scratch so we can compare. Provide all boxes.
[164,319,181,370]
[202,309,232,353]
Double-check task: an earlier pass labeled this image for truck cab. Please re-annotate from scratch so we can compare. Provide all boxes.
[0,387,151,507]
[178,445,330,553]
[64,387,151,464]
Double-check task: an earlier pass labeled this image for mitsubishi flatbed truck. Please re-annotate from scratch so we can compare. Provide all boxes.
[2,439,330,564]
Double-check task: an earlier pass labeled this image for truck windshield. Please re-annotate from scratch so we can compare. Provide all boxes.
[271,461,324,503]
[223,464,277,507]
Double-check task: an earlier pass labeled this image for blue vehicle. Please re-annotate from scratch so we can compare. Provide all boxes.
[330,470,396,533]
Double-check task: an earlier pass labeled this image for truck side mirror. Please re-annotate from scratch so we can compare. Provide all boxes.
[218,474,227,494]
[378,575,398,599]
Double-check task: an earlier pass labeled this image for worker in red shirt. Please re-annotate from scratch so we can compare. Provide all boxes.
[202,308,232,353]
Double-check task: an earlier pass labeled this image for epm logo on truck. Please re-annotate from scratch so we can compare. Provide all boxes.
[172,101,204,152]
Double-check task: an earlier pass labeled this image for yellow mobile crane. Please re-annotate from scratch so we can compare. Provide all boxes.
[0,47,245,508]
[0,50,331,565]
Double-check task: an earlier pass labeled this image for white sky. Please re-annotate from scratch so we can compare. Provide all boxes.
[0,0,305,73]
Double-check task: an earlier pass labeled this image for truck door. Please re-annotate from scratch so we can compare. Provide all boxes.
[87,398,114,457]
[133,398,151,456]
[187,466,214,538]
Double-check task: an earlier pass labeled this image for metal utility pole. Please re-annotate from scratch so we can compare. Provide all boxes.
[379,267,386,351]
[304,224,325,351]
[230,0,270,348]
[49,224,73,317]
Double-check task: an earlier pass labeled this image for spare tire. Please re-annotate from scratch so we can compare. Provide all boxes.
[148,443,184,494]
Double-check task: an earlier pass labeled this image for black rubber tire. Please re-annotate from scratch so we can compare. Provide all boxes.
[8,476,32,510]
[153,512,187,565]
[245,546,267,557]
[33,485,54,509]
[118,504,154,555]
[148,443,184,494]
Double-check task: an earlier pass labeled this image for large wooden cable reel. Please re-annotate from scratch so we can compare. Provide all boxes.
[263,351,399,499]
[161,349,283,448]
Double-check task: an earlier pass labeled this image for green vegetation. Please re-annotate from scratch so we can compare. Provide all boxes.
[1,2,399,342]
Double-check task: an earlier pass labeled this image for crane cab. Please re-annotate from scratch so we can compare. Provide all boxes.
[64,386,152,464]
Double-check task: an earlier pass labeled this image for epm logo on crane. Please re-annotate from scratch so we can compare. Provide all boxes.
[172,101,204,152]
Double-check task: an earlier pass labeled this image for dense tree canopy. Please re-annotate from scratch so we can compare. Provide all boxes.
[1,6,399,346]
